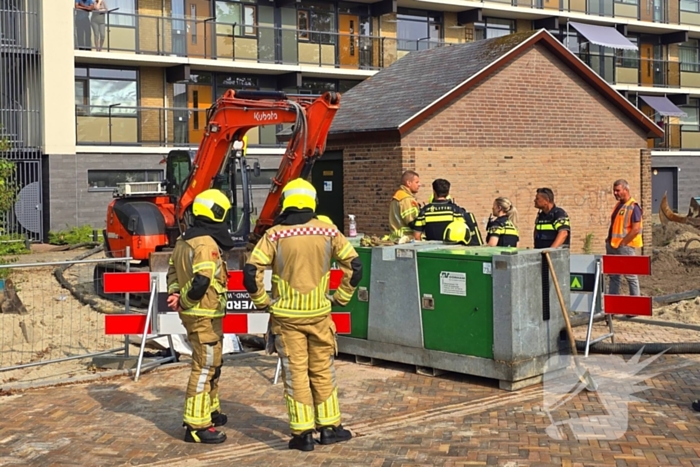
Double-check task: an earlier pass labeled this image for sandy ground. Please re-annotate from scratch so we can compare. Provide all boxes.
[0,246,128,386]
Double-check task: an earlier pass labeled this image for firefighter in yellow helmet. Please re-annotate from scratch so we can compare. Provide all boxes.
[244,178,363,451]
[443,219,472,246]
[166,189,235,444]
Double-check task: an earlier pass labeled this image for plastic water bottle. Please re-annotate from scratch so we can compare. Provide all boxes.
[348,215,357,237]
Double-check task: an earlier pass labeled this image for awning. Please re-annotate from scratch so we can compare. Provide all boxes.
[639,95,687,117]
[568,21,638,51]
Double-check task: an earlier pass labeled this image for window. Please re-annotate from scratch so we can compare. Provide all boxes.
[107,0,136,27]
[681,98,700,131]
[215,0,257,37]
[74,67,137,116]
[87,169,164,190]
[298,1,336,45]
[680,40,700,73]
[474,18,514,41]
[616,36,638,68]
[681,0,699,12]
[397,8,442,51]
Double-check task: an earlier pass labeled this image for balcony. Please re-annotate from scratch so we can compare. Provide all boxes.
[73,11,450,71]
[76,104,289,147]
[651,123,700,150]
[471,0,690,27]
[574,53,700,90]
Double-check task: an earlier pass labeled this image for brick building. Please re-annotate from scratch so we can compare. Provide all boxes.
[324,29,662,254]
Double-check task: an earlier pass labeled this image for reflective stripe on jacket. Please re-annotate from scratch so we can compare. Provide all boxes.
[388,186,419,240]
[166,235,228,318]
[609,198,643,248]
[246,218,359,319]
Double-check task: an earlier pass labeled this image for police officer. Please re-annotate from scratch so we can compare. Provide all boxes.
[388,170,421,240]
[166,189,234,444]
[533,187,570,249]
[413,179,483,245]
[486,196,519,247]
[244,178,363,452]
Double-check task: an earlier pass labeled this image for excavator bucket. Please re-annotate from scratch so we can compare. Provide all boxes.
[659,192,700,229]
[149,251,172,273]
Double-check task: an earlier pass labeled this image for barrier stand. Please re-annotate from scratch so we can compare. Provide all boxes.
[582,254,652,355]
[103,271,178,381]
[571,255,614,357]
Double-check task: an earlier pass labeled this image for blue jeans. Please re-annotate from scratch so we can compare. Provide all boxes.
[605,242,640,296]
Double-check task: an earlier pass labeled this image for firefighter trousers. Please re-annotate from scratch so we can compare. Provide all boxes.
[179,314,224,429]
[270,313,341,435]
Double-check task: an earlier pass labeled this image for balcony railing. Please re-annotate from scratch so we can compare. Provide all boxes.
[471,0,686,26]
[574,53,700,89]
[652,123,700,150]
[75,104,289,147]
[73,11,451,70]
[0,4,41,52]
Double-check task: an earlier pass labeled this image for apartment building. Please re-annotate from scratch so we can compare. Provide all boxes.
[1,0,699,240]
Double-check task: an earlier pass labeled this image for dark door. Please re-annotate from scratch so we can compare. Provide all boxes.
[311,153,344,233]
[652,167,677,213]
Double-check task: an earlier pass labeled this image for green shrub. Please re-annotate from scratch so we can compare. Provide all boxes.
[48,225,95,245]
[583,232,595,254]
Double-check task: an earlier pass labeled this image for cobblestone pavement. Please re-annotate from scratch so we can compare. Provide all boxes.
[1,321,700,467]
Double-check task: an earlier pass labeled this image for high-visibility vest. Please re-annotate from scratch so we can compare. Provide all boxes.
[610,198,643,248]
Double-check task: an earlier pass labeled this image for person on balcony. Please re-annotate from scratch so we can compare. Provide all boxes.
[75,0,94,51]
[91,0,108,52]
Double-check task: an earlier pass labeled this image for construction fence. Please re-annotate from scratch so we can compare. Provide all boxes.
[0,249,134,374]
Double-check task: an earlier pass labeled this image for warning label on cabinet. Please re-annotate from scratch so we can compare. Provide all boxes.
[439,271,467,297]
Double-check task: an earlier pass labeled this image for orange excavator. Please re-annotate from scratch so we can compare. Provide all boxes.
[94,89,340,303]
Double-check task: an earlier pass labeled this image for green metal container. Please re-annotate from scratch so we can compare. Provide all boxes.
[332,244,371,339]
[417,247,517,359]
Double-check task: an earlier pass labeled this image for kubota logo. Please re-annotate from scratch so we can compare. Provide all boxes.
[254,111,278,122]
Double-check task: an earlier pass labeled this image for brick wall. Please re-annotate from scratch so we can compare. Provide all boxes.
[137,0,171,54]
[329,137,403,235]
[640,149,652,255]
[337,44,652,253]
[139,68,165,144]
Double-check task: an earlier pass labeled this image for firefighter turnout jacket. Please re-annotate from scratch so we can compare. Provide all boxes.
[534,206,571,249]
[244,218,363,318]
[414,200,484,245]
[389,186,420,240]
[167,235,229,317]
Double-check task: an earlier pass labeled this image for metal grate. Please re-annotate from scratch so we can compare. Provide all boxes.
[0,0,42,241]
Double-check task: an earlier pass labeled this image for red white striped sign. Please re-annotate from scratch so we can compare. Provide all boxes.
[105,312,352,335]
[601,254,652,316]
[103,269,351,336]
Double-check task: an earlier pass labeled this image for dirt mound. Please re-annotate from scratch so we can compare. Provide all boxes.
[652,223,700,248]
[653,297,700,324]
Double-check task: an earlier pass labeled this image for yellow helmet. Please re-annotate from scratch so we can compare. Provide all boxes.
[443,219,470,245]
[281,178,317,212]
[317,215,334,226]
[192,189,231,222]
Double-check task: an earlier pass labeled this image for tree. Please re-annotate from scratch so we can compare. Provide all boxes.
[0,127,16,215]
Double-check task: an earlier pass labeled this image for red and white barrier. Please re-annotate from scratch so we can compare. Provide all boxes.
[104,269,352,336]
[601,254,652,316]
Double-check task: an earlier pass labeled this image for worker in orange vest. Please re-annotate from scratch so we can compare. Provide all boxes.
[605,179,643,296]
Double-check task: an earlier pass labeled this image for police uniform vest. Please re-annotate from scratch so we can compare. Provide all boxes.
[534,206,570,249]
[486,215,519,247]
[609,198,643,248]
[414,200,467,241]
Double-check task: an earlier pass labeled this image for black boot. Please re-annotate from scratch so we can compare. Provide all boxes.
[184,425,227,444]
[288,430,315,451]
[211,410,228,427]
[318,425,352,445]
[692,400,700,412]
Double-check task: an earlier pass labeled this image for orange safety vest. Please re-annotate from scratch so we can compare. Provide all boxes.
[609,198,643,248]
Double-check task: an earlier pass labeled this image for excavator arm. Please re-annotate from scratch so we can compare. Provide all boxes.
[176,89,340,240]
[659,192,700,228]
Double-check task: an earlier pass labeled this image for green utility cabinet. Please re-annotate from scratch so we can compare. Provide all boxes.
[417,248,514,359]
[331,244,371,339]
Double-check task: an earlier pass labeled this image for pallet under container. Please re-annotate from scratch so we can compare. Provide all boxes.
[335,242,569,391]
